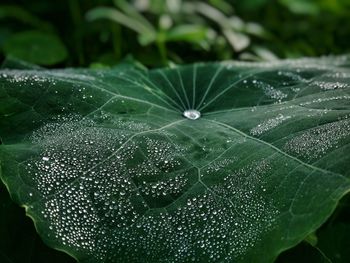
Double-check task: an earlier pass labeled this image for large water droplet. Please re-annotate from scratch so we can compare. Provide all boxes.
[183,110,201,120]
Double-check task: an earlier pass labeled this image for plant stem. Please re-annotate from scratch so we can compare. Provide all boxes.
[156,33,168,65]
[111,24,121,62]
[68,0,85,65]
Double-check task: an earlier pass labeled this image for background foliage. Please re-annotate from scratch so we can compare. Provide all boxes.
[0,0,350,67]
[0,0,350,262]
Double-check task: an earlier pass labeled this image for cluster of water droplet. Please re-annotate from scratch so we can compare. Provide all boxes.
[0,70,57,85]
[277,70,308,83]
[139,174,188,198]
[202,159,278,258]
[299,95,350,106]
[20,111,282,262]
[284,119,350,161]
[47,70,97,81]
[312,80,349,90]
[250,114,292,136]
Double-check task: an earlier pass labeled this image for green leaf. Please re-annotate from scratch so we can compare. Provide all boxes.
[86,7,155,41]
[1,56,350,262]
[165,25,209,43]
[3,31,68,66]
[113,0,154,31]
[279,0,320,15]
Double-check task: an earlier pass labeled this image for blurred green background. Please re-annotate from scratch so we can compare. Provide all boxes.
[0,0,350,67]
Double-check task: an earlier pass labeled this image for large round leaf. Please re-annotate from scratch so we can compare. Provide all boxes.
[0,56,350,262]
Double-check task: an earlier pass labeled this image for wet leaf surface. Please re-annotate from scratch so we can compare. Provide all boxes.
[0,56,350,262]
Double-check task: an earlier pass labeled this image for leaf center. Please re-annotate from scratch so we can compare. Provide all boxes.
[183,110,201,120]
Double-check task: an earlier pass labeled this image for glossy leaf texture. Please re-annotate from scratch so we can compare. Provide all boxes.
[1,56,350,263]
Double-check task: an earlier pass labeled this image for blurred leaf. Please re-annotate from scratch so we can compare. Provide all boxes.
[252,46,279,61]
[238,52,260,61]
[146,0,168,14]
[138,32,157,46]
[113,0,155,31]
[244,22,271,38]
[163,24,212,52]
[86,7,156,43]
[228,16,245,31]
[189,2,254,52]
[165,24,208,43]
[279,0,320,15]
[193,1,228,26]
[165,0,182,13]
[89,62,110,69]
[208,0,234,14]
[3,31,68,65]
[223,29,250,51]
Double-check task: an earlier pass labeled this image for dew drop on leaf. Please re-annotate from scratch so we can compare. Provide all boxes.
[183,110,201,120]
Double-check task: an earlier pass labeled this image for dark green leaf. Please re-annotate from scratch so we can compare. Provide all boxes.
[279,0,320,15]
[86,7,155,38]
[3,31,68,66]
[1,56,350,262]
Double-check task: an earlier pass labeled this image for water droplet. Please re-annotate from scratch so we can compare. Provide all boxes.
[183,110,201,120]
